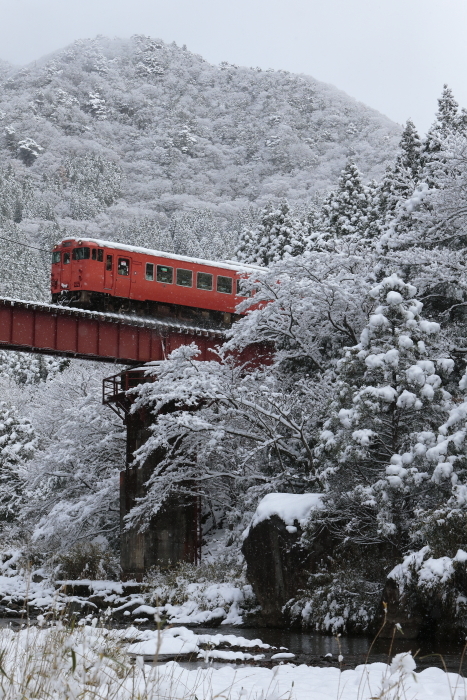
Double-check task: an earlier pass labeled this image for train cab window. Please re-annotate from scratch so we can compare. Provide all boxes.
[106,255,113,271]
[118,258,130,276]
[63,252,70,265]
[197,272,213,291]
[72,247,90,260]
[52,251,61,264]
[217,276,233,294]
[91,249,97,260]
[236,279,251,297]
[157,265,173,284]
[176,269,193,287]
[145,263,154,281]
[97,249,104,262]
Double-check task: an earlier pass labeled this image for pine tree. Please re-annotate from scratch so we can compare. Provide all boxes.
[320,161,373,242]
[424,85,460,157]
[236,201,307,266]
[316,274,452,549]
[378,120,422,219]
[421,85,464,188]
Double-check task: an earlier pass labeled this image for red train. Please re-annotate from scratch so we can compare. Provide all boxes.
[51,237,263,327]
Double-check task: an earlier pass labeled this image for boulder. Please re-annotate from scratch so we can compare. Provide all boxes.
[242,493,329,626]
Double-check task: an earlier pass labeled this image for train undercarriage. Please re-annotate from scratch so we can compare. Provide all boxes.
[51,290,238,329]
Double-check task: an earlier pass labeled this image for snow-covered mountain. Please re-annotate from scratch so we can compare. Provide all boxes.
[0,36,401,262]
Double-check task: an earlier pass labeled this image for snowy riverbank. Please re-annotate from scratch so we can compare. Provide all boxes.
[0,621,464,699]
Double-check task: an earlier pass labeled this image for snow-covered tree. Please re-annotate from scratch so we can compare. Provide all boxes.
[0,352,68,385]
[20,363,125,555]
[424,85,462,160]
[378,119,422,221]
[315,274,453,549]
[0,402,37,525]
[17,138,43,166]
[236,201,307,265]
[320,161,375,243]
[127,344,330,533]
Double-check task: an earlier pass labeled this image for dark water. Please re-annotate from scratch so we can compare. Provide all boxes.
[194,626,467,673]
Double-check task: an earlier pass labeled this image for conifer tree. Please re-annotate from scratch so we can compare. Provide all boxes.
[236,201,307,266]
[424,85,460,157]
[421,85,464,188]
[378,120,422,219]
[316,274,452,548]
[320,160,373,241]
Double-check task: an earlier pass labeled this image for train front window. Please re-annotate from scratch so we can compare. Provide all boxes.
[157,265,173,284]
[217,276,233,294]
[63,252,70,264]
[145,263,154,281]
[197,272,213,291]
[106,255,113,271]
[52,251,60,264]
[72,247,90,260]
[176,269,192,287]
[118,258,130,276]
[91,249,97,260]
[97,249,104,262]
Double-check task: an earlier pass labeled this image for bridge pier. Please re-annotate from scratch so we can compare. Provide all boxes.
[105,369,201,580]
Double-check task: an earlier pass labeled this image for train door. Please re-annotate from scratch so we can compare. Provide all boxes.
[130,260,142,298]
[104,254,114,290]
[60,249,72,290]
[114,256,131,297]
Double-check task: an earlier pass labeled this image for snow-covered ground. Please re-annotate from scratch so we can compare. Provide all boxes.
[0,622,463,699]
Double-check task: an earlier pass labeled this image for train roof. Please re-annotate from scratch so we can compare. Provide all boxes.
[55,237,268,274]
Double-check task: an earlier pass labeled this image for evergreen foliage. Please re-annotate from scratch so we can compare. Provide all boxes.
[320,160,376,242]
[315,275,452,549]
[236,201,307,265]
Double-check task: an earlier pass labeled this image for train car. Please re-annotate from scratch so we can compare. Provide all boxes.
[50,237,265,327]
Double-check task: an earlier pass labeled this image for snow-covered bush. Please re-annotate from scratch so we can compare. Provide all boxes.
[387,546,467,638]
[56,541,119,580]
[145,557,257,626]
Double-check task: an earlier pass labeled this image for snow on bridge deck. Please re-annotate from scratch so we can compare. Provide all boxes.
[0,297,225,365]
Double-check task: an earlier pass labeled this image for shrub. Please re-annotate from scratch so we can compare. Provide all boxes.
[56,541,119,580]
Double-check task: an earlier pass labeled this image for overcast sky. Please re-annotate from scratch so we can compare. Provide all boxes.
[1,0,466,135]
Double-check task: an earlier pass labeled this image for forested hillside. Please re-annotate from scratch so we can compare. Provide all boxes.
[0,34,400,299]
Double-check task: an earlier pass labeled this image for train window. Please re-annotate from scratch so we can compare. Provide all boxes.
[236,279,251,297]
[97,249,104,262]
[145,263,154,281]
[118,258,130,276]
[217,276,233,294]
[176,269,193,287]
[52,251,60,264]
[197,272,213,291]
[72,247,90,260]
[106,255,113,271]
[63,252,70,265]
[157,265,173,284]
[91,249,97,260]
